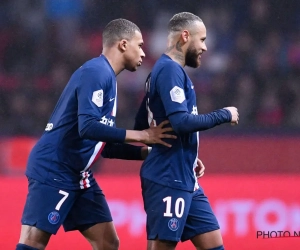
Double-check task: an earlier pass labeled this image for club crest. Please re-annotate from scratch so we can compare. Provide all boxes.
[168,218,179,231]
[48,211,60,224]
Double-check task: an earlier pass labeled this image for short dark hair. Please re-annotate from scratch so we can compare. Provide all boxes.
[103,18,141,47]
[168,12,202,33]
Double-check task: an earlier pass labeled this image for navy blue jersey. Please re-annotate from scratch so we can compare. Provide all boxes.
[26,55,119,190]
[140,54,199,192]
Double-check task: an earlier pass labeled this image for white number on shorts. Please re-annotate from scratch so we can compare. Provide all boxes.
[175,198,185,218]
[163,196,173,217]
[163,196,185,218]
[55,190,69,211]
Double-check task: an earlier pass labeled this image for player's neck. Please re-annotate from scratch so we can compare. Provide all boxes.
[165,41,186,67]
[165,51,185,67]
[102,49,124,75]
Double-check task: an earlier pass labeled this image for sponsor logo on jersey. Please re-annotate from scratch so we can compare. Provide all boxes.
[168,218,179,231]
[45,123,53,131]
[191,105,198,115]
[109,97,115,102]
[48,211,60,224]
[92,89,103,107]
[100,115,114,126]
[170,86,185,103]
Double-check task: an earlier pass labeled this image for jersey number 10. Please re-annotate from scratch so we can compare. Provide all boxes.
[163,196,185,218]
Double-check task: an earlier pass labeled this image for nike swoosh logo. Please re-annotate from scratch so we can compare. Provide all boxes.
[109,98,115,102]
[191,85,194,89]
[174,180,182,182]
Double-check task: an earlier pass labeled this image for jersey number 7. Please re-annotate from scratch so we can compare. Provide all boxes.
[55,190,69,211]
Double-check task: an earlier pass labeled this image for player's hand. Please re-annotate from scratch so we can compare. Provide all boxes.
[194,158,205,178]
[223,106,239,125]
[143,120,176,147]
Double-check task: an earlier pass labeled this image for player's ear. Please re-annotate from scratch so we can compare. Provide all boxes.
[181,30,190,43]
[119,39,128,52]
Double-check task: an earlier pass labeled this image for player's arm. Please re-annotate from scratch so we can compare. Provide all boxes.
[101,143,150,160]
[134,73,151,131]
[125,121,174,146]
[77,68,175,146]
[156,63,237,134]
[79,114,175,146]
[167,109,231,134]
[134,95,149,130]
[77,68,127,143]
[134,88,233,134]
[168,106,239,133]
[78,115,126,142]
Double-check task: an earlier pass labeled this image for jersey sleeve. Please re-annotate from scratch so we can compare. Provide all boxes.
[155,63,188,116]
[168,109,232,134]
[101,143,143,160]
[77,67,107,118]
[76,67,126,142]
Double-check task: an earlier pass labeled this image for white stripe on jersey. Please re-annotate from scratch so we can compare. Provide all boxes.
[111,81,117,117]
[83,141,104,171]
[193,131,200,191]
[147,98,157,126]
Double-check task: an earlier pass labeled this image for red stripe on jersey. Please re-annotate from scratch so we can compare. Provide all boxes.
[81,142,106,189]
[82,172,87,189]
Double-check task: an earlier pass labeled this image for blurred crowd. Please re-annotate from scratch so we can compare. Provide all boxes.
[0,0,300,136]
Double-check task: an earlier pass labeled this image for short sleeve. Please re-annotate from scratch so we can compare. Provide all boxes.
[155,63,188,116]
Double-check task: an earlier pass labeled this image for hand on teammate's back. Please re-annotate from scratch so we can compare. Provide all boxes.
[223,106,239,125]
[143,120,176,147]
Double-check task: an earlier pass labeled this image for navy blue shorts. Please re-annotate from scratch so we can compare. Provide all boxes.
[21,178,112,234]
[141,178,219,242]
